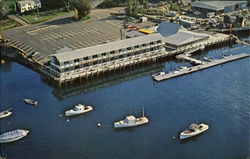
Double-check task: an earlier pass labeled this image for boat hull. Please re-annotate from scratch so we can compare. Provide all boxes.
[180,124,209,140]
[0,130,29,143]
[114,117,149,128]
[65,106,93,117]
[0,112,12,119]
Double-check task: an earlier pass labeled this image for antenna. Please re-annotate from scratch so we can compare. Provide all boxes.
[142,107,145,117]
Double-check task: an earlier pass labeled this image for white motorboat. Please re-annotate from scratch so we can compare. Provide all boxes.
[180,123,209,140]
[65,104,93,117]
[152,72,165,78]
[0,129,29,143]
[0,108,12,119]
[114,107,149,128]
[23,98,38,105]
[179,66,188,70]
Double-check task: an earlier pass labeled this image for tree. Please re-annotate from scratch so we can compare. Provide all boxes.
[125,0,139,17]
[72,0,91,20]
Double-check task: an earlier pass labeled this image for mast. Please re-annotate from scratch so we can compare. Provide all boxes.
[142,107,144,117]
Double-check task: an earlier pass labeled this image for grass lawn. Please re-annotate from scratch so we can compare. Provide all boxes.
[79,15,91,22]
[22,8,69,24]
[0,19,20,33]
[3,0,16,14]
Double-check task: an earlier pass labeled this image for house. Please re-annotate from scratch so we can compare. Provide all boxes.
[16,0,41,13]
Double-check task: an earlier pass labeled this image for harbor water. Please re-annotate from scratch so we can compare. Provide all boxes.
[0,37,249,159]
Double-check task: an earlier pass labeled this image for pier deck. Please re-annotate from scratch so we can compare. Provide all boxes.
[153,53,250,82]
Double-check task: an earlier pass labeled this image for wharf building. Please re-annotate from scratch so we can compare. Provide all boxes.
[46,33,164,82]
[191,1,248,14]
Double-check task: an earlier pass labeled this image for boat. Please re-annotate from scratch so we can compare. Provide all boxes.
[179,66,188,70]
[23,98,38,105]
[152,72,165,78]
[114,107,149,128]
[0,129,29,143]
[180,123,209,140]
[0,108,12,119]
[65,104,93,117]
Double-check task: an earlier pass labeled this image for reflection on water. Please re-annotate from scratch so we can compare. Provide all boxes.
[52,62,165,99]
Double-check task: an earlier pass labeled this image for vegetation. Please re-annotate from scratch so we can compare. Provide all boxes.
[170,3,180,11]
[22,8,68,23]
[97,0,125,8]
[125,0,148,17]
[72,0,91,20]
[0,19,20,33]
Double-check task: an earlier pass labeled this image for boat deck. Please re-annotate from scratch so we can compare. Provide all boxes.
[153,53,250,82]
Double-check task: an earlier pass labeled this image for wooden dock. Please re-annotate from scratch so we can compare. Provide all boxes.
[153,53,250,82]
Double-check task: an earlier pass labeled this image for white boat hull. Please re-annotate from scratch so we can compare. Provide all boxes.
[0,111,12,119]
[0,129,29,143]
[180,124,209,140]
[114,117,149,128]
[65,106,93,117]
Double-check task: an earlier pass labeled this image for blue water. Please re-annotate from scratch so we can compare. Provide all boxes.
[0,40,249,159]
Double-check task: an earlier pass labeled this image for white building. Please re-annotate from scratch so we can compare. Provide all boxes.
[47,33,164,79]
[17,0,41,13]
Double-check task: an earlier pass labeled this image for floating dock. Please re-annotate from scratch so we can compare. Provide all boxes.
[153,53,250,82]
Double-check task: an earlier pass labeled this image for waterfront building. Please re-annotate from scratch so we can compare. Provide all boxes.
[191,1,247,14]
[16,0,41,13]
[47,33,164,79]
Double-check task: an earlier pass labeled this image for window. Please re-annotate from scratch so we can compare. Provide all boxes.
[142,44,146,47]
[110,51,115,54]
[83,57,89,60]
[150,42,154,45]
[64,61,70,65]
[135,45,139,49]
[157,40,161,43]
[127,47,132,50]
[119,55,123,59]
[92,55,98,58]
[102,52,107,56]
[74,59,80,63]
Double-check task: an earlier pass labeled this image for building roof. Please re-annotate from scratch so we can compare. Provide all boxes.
[191,1,246,11]
[17,0,40,5]
[157,21,181,37]
[52,33,163,63]
[164,30,208,46]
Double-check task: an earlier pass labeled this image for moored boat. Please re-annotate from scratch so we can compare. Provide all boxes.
[180,123,209,140]
[65,104,93,117]
[0,129,29,143]
[0,108,12,119]
[114,107,149,128]
[23,98,38,105]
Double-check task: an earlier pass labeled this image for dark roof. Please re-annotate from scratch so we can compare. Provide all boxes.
[157,21,181,37]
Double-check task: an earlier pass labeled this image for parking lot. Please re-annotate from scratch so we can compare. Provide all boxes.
[2,8,126,63]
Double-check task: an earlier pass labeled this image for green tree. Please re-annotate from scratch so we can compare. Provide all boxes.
[125,0,139,17]
[72,0,91,20]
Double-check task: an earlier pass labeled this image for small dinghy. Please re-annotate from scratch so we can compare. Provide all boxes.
[0,108,12,119]
[114,107,149,128]
[23,98,38,105]
[180,123,209,140]
[65,104,93,117]
[0,129,29,143]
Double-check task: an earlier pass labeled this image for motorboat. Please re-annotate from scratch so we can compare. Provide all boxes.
[0,108,12,119]
[65,104,93,117]
[114,107,149,128]
[0,129,29,143]
[152,72,165,78]
[23,98,38,105]
[179,66,188,70]
[180,123,209,140]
